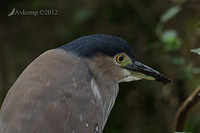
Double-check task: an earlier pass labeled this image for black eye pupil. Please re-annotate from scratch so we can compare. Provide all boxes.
[118,56,124,61]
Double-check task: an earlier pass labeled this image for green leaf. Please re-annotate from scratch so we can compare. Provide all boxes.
[191,48,200,55]
[160,5,182,23]
[161,30,183,51]
[161,30,177,44]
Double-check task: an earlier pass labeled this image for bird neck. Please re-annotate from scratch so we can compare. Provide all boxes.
[91,77,119,128]
[83,58,119,128]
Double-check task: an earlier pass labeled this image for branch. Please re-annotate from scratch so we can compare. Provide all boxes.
[174,86,200,132]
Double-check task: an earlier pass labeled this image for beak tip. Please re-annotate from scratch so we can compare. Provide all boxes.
[155,74,172,84]
[125,61,172,84]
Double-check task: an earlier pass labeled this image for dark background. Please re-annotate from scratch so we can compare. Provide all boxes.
[1,0,200,132]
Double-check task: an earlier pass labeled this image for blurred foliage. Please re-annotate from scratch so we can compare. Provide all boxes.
[1,0,200,133]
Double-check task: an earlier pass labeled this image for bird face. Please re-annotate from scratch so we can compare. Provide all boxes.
[60,34,171,84]
[113,53,171,84]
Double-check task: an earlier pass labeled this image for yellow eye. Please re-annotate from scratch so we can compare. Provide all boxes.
[116,55,125,63]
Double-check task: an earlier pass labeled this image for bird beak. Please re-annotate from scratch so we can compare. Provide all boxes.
[124,61,171,84]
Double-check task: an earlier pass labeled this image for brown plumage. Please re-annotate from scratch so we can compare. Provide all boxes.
[1,50,85,132]
[0,49,121,133]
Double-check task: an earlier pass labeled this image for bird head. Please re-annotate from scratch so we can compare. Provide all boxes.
[112,53,170,83]
[60,34,171,84]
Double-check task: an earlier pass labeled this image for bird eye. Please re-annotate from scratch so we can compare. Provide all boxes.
[116,55,125,63]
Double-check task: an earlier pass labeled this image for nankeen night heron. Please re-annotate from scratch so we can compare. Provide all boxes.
[0,34,171,133]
